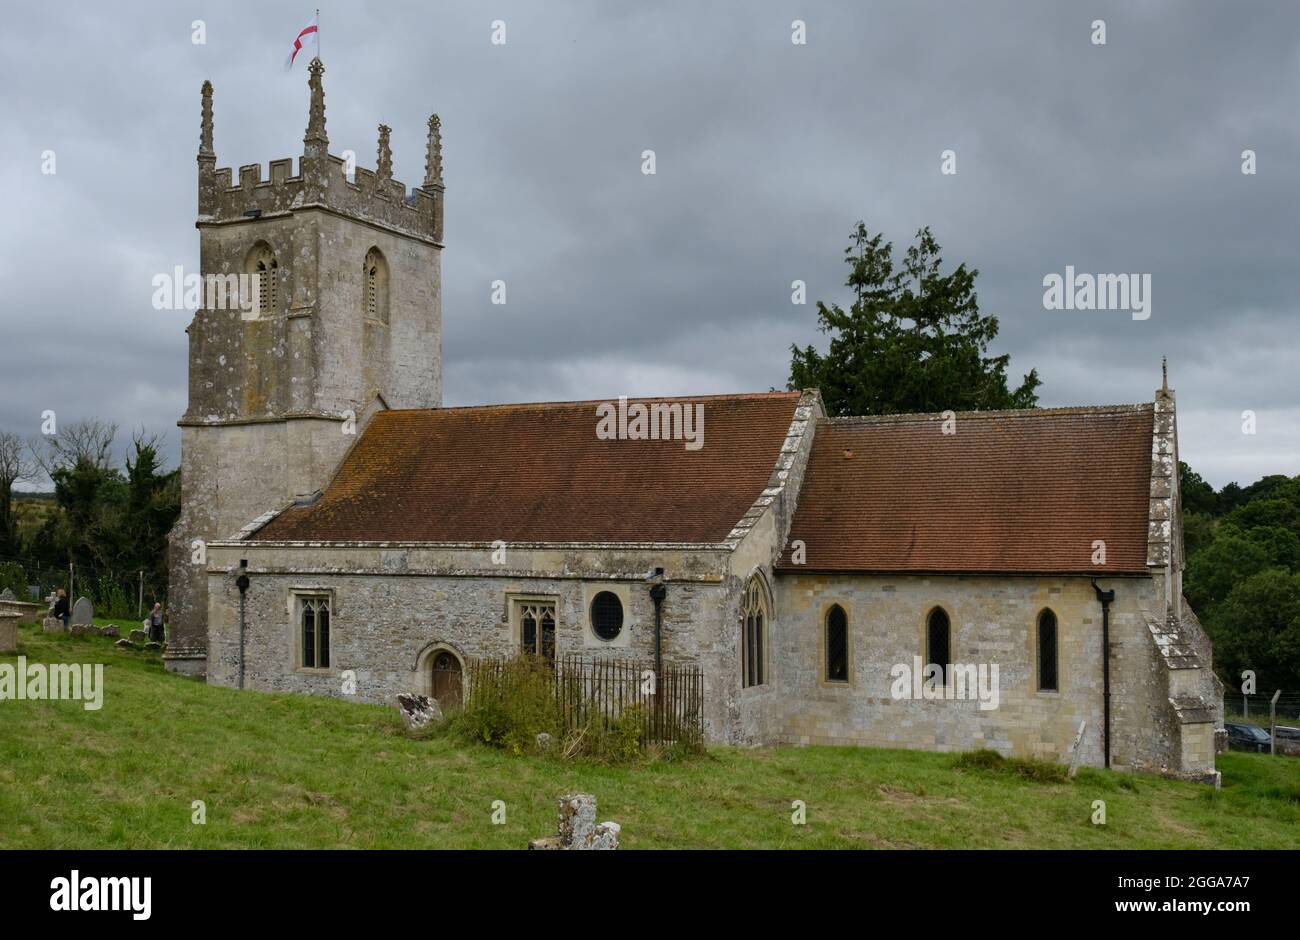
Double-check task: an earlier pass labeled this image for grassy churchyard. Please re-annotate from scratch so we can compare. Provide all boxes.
[2,620,1298,850]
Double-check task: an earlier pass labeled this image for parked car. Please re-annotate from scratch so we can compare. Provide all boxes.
[1224,722,1272,753]
[1273,726,1300,757]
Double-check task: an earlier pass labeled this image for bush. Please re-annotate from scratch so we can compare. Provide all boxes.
[441,655,703,763]
[952,748,1069,783]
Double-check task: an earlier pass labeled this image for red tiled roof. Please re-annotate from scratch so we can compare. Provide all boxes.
[778,406,1155,574]
[250,392,801,544]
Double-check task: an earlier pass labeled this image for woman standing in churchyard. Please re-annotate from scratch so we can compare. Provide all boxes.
[147,602,166,643]
[52,589,69,627]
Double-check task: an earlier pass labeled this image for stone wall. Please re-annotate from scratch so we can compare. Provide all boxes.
[769,572,1171,769]
[203,541,741,734]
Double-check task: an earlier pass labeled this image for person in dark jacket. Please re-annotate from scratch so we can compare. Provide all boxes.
[52,589,69,626]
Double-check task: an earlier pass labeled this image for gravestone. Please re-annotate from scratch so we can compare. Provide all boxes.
[100,625,120,638]
[0,588,14,602]
[396,693,443,728]
[71,596,93,626]
[0,611,17,653]
[128,629,149,644]
[528,793,620,850]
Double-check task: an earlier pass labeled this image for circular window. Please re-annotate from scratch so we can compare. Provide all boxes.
[590,591,624,640]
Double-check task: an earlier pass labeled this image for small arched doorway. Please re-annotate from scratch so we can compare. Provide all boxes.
[431,650,463,706]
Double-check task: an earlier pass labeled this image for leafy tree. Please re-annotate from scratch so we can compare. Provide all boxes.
[1184,526,1270,614]
[1179,461,1217,516]
[1207,569,1300,693]
[789,222,1040,416]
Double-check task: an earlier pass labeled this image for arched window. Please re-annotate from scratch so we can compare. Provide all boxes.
[1038,609,1059,691]
[299,595,330,669]
[363,247,389,323]
[825,604,848,682]
[742,575,769,688]
[245,243,278,317]
[926,607,950,686]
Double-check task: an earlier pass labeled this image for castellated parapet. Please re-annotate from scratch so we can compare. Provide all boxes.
[198,60,444,245]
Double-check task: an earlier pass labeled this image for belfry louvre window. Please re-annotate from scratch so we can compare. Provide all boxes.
[825,604,848,682]
[300,595,330,669]
[247,243,278,316]
[517,599,556,660]
[363,247,389,323]
[1038,609,1059,692]
[926,607,950,685]
[742,576,768,688]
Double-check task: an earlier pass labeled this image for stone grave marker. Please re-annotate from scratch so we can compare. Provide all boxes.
[71,596,93,626]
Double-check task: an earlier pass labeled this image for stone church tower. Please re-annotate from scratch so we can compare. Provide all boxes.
[166,59,445,675]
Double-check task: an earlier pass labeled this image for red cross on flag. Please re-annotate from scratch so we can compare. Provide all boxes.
[285,15,319,70]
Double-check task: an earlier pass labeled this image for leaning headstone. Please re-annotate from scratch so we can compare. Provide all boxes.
[144,641,162,651]
[115,638,134,649]
[71,596,93,626]
[0,611,18,654]
[128,629,149,644]
[396,693,443,729]
[100,625,120,638]
[529,793,620,850]
[535,732,552,750]
[0,588,15,602]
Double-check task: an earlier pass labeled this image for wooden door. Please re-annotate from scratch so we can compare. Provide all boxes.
[431,651,462,705]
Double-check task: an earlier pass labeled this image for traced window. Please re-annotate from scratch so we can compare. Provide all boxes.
[590,591,623,641]
[363,247,389,323]
[825,604,848,682]
[516,599,556,660]
[246,243,279,316]
[1038,609,1059,692]
[926,607,950,685]
[299,595,330,669]
[742,575,768,688]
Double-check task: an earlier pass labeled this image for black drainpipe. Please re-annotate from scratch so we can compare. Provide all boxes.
[236,559,250,690]
[1091,579,1115,769]
[649,568,666,678]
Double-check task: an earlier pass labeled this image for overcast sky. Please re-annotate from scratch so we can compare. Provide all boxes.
[2,1,1298,488]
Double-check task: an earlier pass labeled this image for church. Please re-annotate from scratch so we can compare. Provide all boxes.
[167,60,1221,779]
